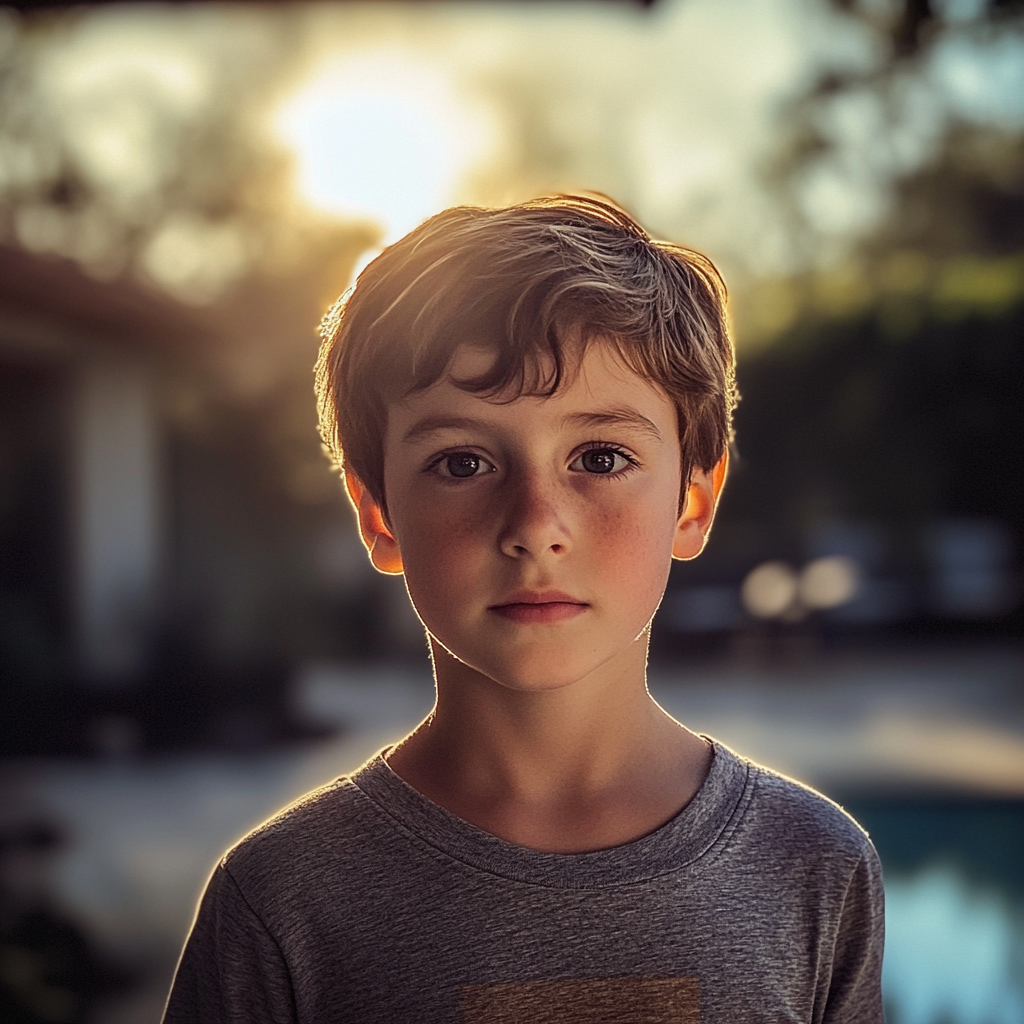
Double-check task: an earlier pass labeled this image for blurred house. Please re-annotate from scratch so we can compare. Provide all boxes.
[0,245,195,682]
[0,235,416,755]
[1,246,184,752]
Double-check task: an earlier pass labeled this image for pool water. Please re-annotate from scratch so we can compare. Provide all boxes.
[843,800,1024,1024]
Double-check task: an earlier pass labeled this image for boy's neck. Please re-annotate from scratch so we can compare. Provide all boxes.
[385,639,712,854]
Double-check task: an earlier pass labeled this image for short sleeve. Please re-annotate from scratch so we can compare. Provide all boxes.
[822,840,886,1023]
[162,863,297,1024]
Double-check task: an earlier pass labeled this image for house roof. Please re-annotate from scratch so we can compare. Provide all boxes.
[0,244,213,359]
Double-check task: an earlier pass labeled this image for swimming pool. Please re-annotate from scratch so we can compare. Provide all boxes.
[843,799,1024,1024]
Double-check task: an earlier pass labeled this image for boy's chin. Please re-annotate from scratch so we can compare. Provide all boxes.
[486,668,591,694]
[430,635,644,694]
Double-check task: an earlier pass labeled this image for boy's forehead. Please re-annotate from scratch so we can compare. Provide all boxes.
[388,340,677,438]
[445,343,502,381]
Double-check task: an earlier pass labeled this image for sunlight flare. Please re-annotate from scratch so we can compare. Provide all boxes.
[276,51,495,242]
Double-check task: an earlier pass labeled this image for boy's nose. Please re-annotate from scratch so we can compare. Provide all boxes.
[497,473,572,559]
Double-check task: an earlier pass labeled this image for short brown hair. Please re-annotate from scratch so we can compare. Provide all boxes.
[315,195,737,518]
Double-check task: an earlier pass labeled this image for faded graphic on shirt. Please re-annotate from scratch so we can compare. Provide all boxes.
[458,976,700,1023]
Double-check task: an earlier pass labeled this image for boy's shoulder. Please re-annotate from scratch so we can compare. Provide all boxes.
[735,749,875,866]
[217,766,385,896]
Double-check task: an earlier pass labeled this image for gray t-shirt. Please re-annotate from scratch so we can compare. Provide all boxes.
[163,740,884,1023]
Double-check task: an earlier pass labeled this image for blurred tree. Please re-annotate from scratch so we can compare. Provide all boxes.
[762,0,1024,277]
[717,1,1024,632]
[0,5,376,310]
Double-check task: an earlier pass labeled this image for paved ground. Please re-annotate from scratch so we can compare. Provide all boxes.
[649,645,1024,796]
[3,643,1022,1023]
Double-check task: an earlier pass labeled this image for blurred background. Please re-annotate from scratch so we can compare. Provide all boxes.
[0,0,1021,1020]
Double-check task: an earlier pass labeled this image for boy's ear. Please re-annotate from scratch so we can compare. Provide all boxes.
[343,471,405,575]
[672,449,729,561]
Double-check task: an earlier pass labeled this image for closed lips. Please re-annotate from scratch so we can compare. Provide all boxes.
[489,593,589,623]
[490,591,586,607]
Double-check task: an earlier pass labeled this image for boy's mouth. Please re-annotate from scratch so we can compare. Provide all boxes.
[489,590,589,624]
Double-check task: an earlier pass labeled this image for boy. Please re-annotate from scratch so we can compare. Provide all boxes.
[163,196,884,1023]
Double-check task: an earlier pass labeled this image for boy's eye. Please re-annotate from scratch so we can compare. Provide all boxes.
[569,448,634,475]
[436,453,493,478]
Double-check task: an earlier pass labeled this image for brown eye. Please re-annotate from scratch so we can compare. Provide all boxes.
[443,454,483,478]
[568,447,636,475]
[581,449,617,474]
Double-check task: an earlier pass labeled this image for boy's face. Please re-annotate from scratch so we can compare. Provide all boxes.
[352,340,723,693]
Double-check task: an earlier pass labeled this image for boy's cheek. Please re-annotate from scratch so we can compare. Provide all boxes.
[603,537,674,613]
[398,522,492,608]
[590,501,676,566]
[398,511,488,571]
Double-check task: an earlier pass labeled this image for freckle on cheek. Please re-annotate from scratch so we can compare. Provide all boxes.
[598,507,649,545]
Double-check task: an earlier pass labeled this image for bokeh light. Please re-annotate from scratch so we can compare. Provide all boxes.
[741,561,799,619]
[798,556,862,611]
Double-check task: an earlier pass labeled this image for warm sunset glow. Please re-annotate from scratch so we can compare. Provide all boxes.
[276,51,494,242]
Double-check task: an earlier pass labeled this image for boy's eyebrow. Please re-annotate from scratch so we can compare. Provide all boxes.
[562,408,663,441]
[401,416,486,443]
[401,408,665,444]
